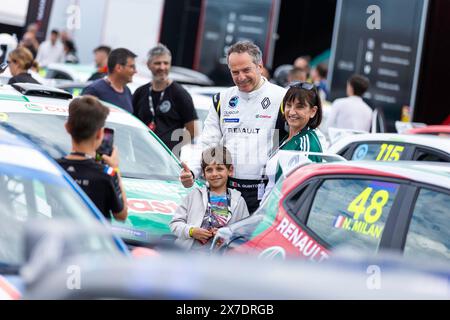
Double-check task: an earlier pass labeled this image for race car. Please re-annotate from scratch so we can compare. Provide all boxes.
[327,133,450,162]
[43,63,214,89]
[0,125,128,299]
[213,160,450,264]
[0,83,203,247]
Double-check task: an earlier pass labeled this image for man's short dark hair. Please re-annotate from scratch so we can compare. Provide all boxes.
[107,48,137,74]
[94,45,111,55]
[66,96,110,143]
[201,145,233,173]
[348,74,370,96]
[51,29,59,35]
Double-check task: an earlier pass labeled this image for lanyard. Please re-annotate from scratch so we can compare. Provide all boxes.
[148,84,166,119]
[204,188,232,228]
[147,83,166,131]
[70,152,94,160]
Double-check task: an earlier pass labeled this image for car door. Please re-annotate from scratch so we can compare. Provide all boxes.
[253,180,330,261]
[285,176,407,257]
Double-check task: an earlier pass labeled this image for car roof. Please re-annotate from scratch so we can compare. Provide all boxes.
[0,84,147,129]
[284,161,450,193]
[328,133,450,153]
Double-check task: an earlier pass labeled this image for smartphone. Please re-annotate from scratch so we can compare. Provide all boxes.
[96,127,114,158]
[0,62,8,74]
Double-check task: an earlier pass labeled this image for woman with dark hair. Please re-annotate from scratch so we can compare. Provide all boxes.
[263,82,323,198]
[7,47,41,85]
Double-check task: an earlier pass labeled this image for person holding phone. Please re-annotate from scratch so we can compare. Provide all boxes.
[57,95,128,221]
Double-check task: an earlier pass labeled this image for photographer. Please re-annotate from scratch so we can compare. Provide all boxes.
[57,96,128,221]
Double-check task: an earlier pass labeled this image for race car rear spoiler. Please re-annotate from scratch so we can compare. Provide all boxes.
[12,83,73,100]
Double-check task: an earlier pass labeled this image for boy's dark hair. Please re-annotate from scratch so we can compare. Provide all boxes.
[107,48,137,74]
[283,84,323,129]
[94,45,111,55]
[66,96,110,143]
[316,63,328,79]
[51,29,59,35]
[201,145,233,172]
[348,74,370,96]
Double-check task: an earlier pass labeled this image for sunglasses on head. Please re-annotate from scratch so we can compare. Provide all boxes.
[288,81,315,90]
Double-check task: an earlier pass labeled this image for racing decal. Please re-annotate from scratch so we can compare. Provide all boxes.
[111,225,148,240]
[255,114,272,119]
[274,217,329,262]
[334,181,399,239]
[353,144,369,160]
[224,110,239,116]
[0,276,21,300]
[228,96,239,109]
[375,144,404,161]
[223,118,240,123]
[159,100,172,113]
[127,198,178,215]
[261,97,271,109]
[227,128,260,134]
[0,112,8,122]
[24,103,68,113]
[25,103,43,112]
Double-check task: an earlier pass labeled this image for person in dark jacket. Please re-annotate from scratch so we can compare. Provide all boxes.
[7,47,40,85]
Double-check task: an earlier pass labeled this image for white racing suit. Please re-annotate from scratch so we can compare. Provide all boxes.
[188,79,287,213]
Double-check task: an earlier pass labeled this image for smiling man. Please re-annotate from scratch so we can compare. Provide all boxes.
[180,41,287,213]
[133,44,198,153]
[82,48,137,113]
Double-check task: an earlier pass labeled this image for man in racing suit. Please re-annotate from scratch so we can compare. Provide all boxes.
[180,41,287,213]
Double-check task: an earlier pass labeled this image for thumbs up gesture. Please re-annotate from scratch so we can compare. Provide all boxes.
[180,161,194,188]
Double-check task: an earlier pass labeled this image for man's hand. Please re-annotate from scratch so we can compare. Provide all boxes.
[180,161,194,188]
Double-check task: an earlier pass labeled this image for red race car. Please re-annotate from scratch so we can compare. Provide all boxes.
[213,161,450,264]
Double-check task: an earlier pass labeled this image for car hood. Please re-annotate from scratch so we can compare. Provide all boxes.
[111,177,202,244]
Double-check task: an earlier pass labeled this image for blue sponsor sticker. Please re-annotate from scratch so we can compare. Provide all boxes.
[352,144,369,160]
[223,118,240,123]
[228,96,239,108]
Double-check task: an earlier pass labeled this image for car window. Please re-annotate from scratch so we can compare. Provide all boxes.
[404,188,450,263]
[412,148,450,162]
[351,143,407,161]
[306,179,400,253]
[0,167,119,267]
[3,113,180,180]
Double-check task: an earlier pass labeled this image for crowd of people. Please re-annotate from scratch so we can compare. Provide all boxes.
[3,24,377,251]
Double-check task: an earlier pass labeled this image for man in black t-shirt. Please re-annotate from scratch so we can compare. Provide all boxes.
[57,96,128,221]
[132,44,198,154]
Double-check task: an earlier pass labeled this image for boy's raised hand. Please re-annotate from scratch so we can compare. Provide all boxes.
[180,161,194,188]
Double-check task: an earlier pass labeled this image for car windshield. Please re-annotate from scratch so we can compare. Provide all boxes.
[0,162,120,269]
[3,113,181,180]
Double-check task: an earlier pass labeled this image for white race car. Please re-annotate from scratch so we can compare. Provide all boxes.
[328,133,450,162]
